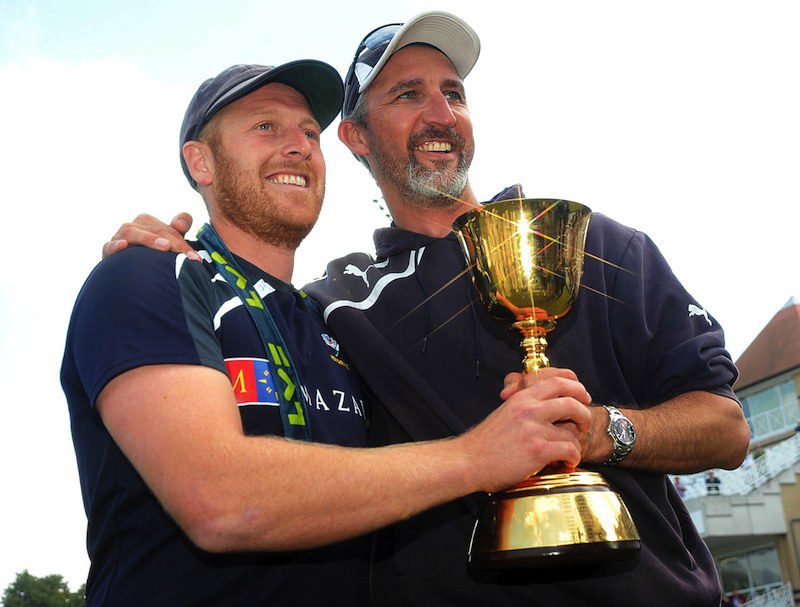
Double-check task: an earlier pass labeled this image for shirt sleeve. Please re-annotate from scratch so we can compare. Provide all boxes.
[68,246,226,408]
[610,230,739,406]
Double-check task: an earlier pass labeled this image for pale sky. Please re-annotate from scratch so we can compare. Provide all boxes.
[1,0,798,591]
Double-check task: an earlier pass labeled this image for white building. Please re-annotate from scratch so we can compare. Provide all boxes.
[676,298,800,606]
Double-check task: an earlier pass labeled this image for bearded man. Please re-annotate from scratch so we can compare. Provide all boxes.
[63,60,595,607]
[307,12,749,606]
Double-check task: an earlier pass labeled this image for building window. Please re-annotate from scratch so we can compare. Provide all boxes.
[741,379,799,440]
[741,379,796,418]
[718,545,782,601]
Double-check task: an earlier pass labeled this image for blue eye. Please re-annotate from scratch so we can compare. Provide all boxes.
[257,123,272,131]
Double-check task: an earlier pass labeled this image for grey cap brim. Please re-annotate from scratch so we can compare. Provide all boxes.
[358,11,480,93]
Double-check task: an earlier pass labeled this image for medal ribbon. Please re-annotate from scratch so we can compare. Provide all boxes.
[197,223,311,441]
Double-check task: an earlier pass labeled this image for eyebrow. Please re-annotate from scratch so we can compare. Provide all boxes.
[249,109,320,130]
[300,116,321,130]
[387,78,423,96]
[443,79,466,96]
[386,77,466,98]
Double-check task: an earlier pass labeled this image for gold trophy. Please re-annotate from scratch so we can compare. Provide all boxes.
[455,198,640,571]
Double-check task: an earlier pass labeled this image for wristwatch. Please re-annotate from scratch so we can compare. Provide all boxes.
[603,405,636,466]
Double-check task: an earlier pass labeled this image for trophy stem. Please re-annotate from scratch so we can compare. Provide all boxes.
[515,319,555,373]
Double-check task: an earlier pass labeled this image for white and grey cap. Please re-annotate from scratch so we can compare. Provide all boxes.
[342,11,481,118]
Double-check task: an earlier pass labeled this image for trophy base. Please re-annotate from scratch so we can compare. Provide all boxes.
[468,539,641,573]
[467,470,640,573]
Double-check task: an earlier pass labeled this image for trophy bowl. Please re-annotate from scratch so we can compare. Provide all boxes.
[455,198,640,571]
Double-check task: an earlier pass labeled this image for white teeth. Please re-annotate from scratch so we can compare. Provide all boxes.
[268,174,307,187]
[416,141,452,152]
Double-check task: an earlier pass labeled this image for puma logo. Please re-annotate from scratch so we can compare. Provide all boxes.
[688,304,712,326]
[343,263,373,287]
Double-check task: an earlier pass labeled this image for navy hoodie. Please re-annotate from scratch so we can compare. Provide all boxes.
[304,186,736,606]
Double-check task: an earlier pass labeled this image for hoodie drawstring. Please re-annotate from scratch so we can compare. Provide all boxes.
[463,265,481,378]
[413,235,432,353]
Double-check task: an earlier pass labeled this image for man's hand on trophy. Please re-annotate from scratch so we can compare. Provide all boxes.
[500,368,588,401]
[500,369,613,465]
[460,371,592,494]
[102,212,200,261]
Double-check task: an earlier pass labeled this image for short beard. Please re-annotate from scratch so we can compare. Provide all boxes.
[406,157,469,207]
[370,126,472,209]
[210,141,319,250]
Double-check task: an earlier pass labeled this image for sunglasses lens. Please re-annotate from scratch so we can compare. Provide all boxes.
[343,23,402,117]
[359,24,401,57]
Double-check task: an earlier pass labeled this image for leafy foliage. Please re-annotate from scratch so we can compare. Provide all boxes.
[1,570,85,607]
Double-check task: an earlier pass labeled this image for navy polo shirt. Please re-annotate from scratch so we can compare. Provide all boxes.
[61,245,369,607]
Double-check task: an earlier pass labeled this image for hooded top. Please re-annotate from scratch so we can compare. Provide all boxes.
[304,186,737,606]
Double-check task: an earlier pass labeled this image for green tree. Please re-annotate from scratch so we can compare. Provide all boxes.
[1,570,85,607]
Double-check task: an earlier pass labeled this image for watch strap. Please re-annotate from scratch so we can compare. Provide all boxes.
[603,405,634,466]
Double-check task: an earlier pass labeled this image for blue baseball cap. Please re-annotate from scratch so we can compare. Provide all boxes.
[180,60,344,188]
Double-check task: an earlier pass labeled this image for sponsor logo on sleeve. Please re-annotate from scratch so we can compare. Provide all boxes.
[224,358,279,406]
[688,304,712,326]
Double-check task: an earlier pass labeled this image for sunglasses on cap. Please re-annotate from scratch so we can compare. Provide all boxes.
[342,23,401,118]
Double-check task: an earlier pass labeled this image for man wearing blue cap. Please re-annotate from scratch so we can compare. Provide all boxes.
[64,59,594,606]
[105,10,749,606]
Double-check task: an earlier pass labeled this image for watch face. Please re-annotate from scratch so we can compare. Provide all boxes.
[612,418,635,446]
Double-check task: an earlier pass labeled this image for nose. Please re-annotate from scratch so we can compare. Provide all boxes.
[422,92,457,127]
[282,126,313,158]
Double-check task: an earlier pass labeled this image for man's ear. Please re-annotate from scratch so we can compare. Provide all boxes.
[182,141,214,188]
[338,119,370,156]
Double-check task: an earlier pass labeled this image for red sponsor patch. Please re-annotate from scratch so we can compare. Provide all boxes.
[224,358,277,405]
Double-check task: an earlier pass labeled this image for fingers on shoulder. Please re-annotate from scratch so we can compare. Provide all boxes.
[102,239,129,259]
[170,212,194,235]
[112,214,200,258]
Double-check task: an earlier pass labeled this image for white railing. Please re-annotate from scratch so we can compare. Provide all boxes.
[673,433,800,499]
[738,582,793,607]
[748,400,800,442]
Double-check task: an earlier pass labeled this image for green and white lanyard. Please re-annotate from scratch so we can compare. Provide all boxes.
[197,223,311,442]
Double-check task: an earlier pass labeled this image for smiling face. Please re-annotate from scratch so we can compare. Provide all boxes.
[196,83,325,249]
[348,45,475,210]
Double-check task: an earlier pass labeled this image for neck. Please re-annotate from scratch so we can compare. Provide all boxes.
[209,216,295,284]
[385,183,480,237]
